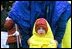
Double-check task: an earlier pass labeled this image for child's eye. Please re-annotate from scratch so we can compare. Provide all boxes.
[37,28,39,30]
[38,28,45,31]
[42,28,45,30]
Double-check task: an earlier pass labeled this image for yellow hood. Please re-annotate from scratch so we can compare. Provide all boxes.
[28,18,57,48]
[32,19,54,39]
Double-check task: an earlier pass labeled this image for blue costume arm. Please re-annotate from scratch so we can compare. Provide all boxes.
[8,1,30,28]
[54,1,71,44]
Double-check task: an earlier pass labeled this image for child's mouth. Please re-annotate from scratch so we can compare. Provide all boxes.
[38,32,44,35]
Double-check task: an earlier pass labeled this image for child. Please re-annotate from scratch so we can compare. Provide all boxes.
[28,18,57,48]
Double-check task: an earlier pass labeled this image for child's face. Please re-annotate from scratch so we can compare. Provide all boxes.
[37,27,46,35]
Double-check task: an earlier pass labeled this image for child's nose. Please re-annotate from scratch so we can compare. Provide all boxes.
[40,29,43,32]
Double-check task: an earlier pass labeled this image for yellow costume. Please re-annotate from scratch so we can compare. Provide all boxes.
[28,18,57,48]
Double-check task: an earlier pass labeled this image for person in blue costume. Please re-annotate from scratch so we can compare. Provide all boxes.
[8,1,71,48]
[46,1,71,48]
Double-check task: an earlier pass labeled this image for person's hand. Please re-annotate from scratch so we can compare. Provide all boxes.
[54,40,58,48]
[49,40,58,48]
[54,40,58,45]
[8,31,19,37]
[27,39,30,45]
[14,31,19,36]
[4,17,14,30]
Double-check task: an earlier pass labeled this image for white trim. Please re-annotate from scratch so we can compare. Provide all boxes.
[68,1,71,4]
[6,17,12,20]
